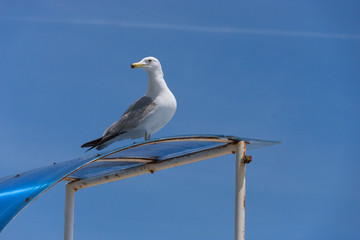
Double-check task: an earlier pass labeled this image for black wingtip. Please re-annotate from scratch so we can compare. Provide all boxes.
[85,145,97,152]
[81,131,127,151]
[81,137,103,148]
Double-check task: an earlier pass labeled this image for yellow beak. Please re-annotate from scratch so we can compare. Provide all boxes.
[130,62,145,69]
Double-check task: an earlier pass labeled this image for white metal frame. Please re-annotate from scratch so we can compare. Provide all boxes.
[64,141,249,240]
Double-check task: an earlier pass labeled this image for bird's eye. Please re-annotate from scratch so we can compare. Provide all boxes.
[148,59,152,62]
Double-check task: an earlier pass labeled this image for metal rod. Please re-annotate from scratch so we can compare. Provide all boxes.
[69,143,237,191]
[64,183,75,240]
[235,141,246,240]
[97,158,154,162]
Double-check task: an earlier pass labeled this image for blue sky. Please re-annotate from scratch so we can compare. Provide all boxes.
[0,0,359,239]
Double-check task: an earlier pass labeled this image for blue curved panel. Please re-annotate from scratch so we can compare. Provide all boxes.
[68,141,226,179]
[69,161,142,179]
[103,141,225,160]
[0,154,102,232]
[65,136,280,180]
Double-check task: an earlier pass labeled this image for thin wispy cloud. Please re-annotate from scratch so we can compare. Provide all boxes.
[3,17,360,40]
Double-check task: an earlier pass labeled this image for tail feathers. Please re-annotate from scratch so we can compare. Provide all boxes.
[81,137,104,152]
[82,137,105,152]
[85,145,97,152]
[81,137,103,148]
[81,131,127,152]
[95,142,111,151]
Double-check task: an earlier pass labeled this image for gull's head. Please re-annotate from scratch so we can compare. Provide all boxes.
[131,57,162,73]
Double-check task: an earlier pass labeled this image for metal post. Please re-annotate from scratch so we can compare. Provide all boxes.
[64,183,75,240]
[235,141,246,240]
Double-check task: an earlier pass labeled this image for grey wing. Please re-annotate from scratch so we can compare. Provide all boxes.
[103,96,156,137]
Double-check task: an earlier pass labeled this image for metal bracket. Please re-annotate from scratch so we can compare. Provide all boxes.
[244,155,252,164]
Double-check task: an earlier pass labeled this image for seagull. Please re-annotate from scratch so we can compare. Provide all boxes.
[81,56,177,151]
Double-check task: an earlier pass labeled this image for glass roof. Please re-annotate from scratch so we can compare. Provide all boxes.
[0,134,280,233]
[68,140,226,179]
[104,140,225,160]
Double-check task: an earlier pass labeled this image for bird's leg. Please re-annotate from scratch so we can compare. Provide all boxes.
[145,132,151,141]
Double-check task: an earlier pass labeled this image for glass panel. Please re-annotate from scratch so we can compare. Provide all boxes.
[0,154,100,232]
[104,141,226,160]
[68,161,142,179]
[68,141,226,180]
[239,138,281,150]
